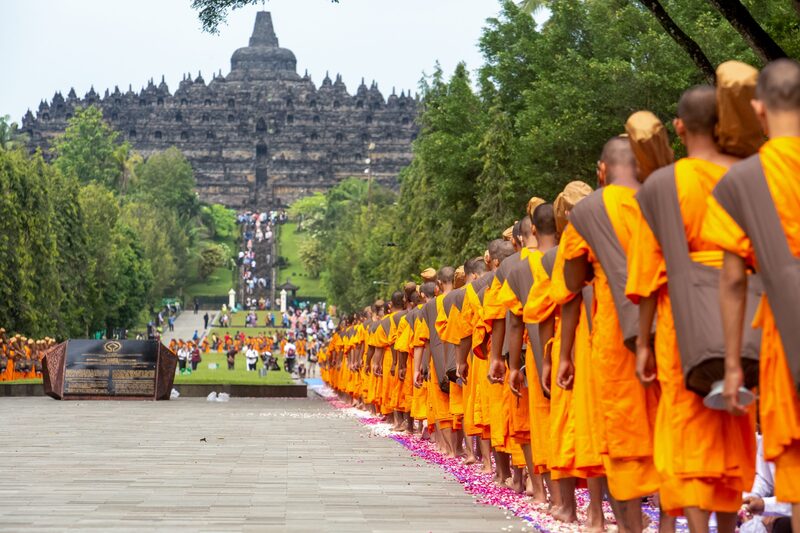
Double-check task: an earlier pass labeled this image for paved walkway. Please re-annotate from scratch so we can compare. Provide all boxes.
[161,310,216,345]
[0,396,521,532]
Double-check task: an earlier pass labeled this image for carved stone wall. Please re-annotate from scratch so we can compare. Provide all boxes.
[22,12,418,209]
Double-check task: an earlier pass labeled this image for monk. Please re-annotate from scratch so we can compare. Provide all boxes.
[547,185,614,529]
[412,282,440,443]
[483,236,520,487]
[420,268,459,456]
[451,255,496,474]
[704,58,800,533]
[627,87,757,532]
[394,284,419,432]
[560,136,659,533]
[435,267,477,463]
[501,210,550,504]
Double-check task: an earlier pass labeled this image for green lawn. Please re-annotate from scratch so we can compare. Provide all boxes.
[8,351,295,387]
[208,327,282,339]
[278,223,324,298]
[217,310,283,328]
[174,351,293,385]
[185,265,235,300]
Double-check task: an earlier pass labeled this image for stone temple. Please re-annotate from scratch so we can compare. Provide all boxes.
[22,12,419,208]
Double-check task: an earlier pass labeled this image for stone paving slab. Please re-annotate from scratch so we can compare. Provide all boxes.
[0,396,527,532]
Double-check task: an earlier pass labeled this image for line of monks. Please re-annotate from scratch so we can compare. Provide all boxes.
[319,58,800,533]
[0,329,55,381]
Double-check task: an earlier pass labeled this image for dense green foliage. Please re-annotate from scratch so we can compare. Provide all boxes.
[201,204,237,240]
[306,0,800,313]
[0,107,234,338]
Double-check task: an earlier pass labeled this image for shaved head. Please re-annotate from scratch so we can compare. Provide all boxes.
[492,240,515,263]
[437,266,455,285]
[420,281,436,298]
[678,85,717,135]
[532,203,556,236]
[601,136,637,168]
[757,58,800,111]
[487,239,506,261]
[408,291,421,305]
[391,290,404,310]
[519,215,533,238]
[464,256,487,276]
[403,281,417,300]
[512,220,522,244]
[601,136,637,184]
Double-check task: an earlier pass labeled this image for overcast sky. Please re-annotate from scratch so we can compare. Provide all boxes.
[1,1,546,123]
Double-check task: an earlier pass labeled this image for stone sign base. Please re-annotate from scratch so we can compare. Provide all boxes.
[42,340,177,400]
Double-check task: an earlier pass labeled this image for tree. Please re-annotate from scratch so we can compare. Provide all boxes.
[121,201,180,304]
[132,147,199,221]
[289,192,326,233]
[108,224,153,330]
[201,204,237,240]
[705,0,787,62]
[78,183,121,333]
[53,106,129,189]
[0,115,28,151]
[298,238,325,279]
[198,243,230,280]
[638,0,715,82]
[192,0,338,33]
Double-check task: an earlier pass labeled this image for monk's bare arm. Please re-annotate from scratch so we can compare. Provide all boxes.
[488,317,506,383]
[539,314,555,395]
[507,314,524,372]
[456,336,471,380]
[365,345,375,375]
[397,350,409,380]
[507,313,525,396]
[413,346,424,387]
[564,255,591,294]
[635,294,658,386]
[556,296,578,390]
[720,251,748,415]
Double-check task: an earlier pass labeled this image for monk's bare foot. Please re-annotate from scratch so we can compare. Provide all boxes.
[552,507,578,523]
[584,499,605,531]
[481,462,492,474]
[421,428,431,441]
[463,454,477,465]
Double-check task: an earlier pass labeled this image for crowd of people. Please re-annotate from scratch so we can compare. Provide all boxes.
[0,329,55,381]
[238,210,286,299]
[317,59,800,533]
[168,301,335,378]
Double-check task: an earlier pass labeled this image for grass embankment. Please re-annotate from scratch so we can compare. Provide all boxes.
[183,229,237,301]
[277,222,324,298]
[173,351,293,385]
[11,351,295,387]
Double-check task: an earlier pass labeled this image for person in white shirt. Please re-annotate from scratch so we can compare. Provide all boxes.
[283,341,297,374]
[245,347,258,371]
[742,434,792,533]
[177,347,189,374]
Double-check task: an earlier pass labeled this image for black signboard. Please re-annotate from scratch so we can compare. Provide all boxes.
[43,340,177,400]
[62,340,157,397]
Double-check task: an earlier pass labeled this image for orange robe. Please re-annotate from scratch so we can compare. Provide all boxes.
[449,278,492,440]
[522,250,555,473]
[409,306,429,421]
[627,157,756,515]
[561,184,659,501]
[435,293,464,427]
[704,137,800,503]
[415,297,453,428]
[496,250,535,448]
[393,311,414,413]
